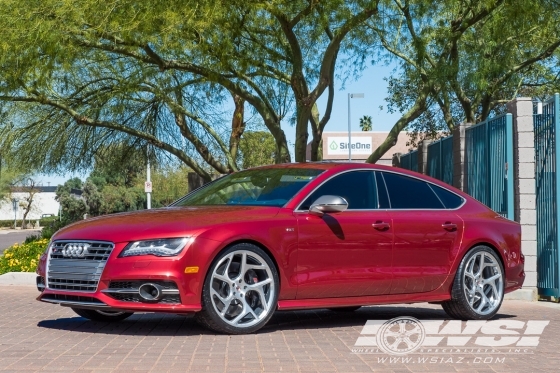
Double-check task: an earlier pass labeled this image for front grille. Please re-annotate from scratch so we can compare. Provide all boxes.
[47,241,114,292]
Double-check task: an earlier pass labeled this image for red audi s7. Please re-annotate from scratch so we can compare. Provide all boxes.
[36,163,524,334]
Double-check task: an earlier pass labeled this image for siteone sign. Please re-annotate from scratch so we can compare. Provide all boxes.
[326,137,372,155]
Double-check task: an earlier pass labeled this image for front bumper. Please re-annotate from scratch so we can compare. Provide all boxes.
[36,241,205,313]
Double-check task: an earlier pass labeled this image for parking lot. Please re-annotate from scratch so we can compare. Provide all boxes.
[1,285,559,373]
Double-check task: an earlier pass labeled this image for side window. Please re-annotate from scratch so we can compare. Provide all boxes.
[300,171,377,210]
[381,172,444,209]
[429,184,464,209]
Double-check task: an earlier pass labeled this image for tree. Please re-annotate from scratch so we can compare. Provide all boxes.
[88,144,149,189]
[56,179,87,226]
[0,0,252,181]
[0,0,384,176]
[359,115,373,131]
[147,165,191,207]
[365,0,560,161]
[238,132,277,169]
[0,171,39,228]
[18,178,40,229]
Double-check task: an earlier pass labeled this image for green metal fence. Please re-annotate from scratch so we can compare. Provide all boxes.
[465,114,514,220]
[534,93,560,297]
[400,150,418,172]
[426,136,454,185]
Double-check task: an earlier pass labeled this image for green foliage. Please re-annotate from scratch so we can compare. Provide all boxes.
[56,179,87,226]
[0,168,25,200]
[89,144,149,189]
[41,219,64,240]
[366,0,560,160]
[359,116,372,131]
[148,165,191,207]
[96,184,145,214]
[0,220,22,228]
[238,132,276,169]
[0,237,49,274]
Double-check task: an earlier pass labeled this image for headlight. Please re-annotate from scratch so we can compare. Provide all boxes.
[119,238,190,257]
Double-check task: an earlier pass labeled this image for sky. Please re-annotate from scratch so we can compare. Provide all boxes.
[37,63,402,187]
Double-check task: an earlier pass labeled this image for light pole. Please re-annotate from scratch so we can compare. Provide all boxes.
[145,146,152,209]
[348,93,364,161]
[11,198,18,229]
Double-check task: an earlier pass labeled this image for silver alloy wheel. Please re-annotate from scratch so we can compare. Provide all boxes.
[463,252,503,315]
[209,250,275,328]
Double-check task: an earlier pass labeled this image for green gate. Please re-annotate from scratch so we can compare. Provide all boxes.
[400,150,418,172]
[534,93,560,297]
[426,136,454,185]
[465,114,514,219]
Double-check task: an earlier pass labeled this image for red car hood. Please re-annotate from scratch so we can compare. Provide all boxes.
[53,205,281,243]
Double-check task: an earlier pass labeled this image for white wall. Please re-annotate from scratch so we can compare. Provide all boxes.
[0,192,59,221]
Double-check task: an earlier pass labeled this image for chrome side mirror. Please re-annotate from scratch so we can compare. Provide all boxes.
[309,195,348,216]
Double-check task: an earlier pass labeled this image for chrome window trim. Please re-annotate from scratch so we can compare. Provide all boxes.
[427,183,446,209]
[378,171,391,209]
[294,169,378,212]
[293,168,466,212]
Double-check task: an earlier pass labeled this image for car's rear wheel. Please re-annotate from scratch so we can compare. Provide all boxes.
[442,246,504,320]
[196,243,279,334]
[71,308,133,322]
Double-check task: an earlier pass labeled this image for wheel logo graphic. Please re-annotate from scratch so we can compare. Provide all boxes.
[376,317,425,355]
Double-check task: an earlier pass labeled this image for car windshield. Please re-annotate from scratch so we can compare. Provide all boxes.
[172,168,324,207]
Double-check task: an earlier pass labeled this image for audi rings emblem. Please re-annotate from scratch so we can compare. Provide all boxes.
[62,243,91,258]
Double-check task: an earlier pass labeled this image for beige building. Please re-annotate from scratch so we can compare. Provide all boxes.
[306,131,414,165]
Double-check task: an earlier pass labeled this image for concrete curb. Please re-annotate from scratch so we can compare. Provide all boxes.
[0,272,36,286]
[504,288,538,301]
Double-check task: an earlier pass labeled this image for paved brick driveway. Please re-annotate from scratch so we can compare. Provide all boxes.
[1,285,559,372]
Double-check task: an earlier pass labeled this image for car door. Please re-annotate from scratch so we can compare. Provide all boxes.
[295,170,394,299]
[378,171,465,295]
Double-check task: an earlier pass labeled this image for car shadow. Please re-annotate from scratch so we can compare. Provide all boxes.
[322,214,345,239]
[36,305,517,336]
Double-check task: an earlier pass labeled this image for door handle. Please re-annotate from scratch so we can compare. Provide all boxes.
[372,221,390,231]
[442,222,457,231]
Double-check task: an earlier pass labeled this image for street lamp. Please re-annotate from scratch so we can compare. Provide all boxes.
[348,93,364,161]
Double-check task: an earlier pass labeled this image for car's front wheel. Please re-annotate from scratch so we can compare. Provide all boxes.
[442,246,505,320]
[71,308,134,322]
[196,243,279,334]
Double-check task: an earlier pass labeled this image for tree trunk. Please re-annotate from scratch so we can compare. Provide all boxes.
[294,104,312,162]
[366,92,428,164]
[21,192,36,229]
[229,93,245,165]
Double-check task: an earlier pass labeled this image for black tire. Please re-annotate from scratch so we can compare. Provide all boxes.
[441,245,505,320]
[71,308,134,322]
[195,243,279,334]
[328,306,361,312]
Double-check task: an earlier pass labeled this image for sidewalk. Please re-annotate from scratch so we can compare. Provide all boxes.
[1,286,558,372]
